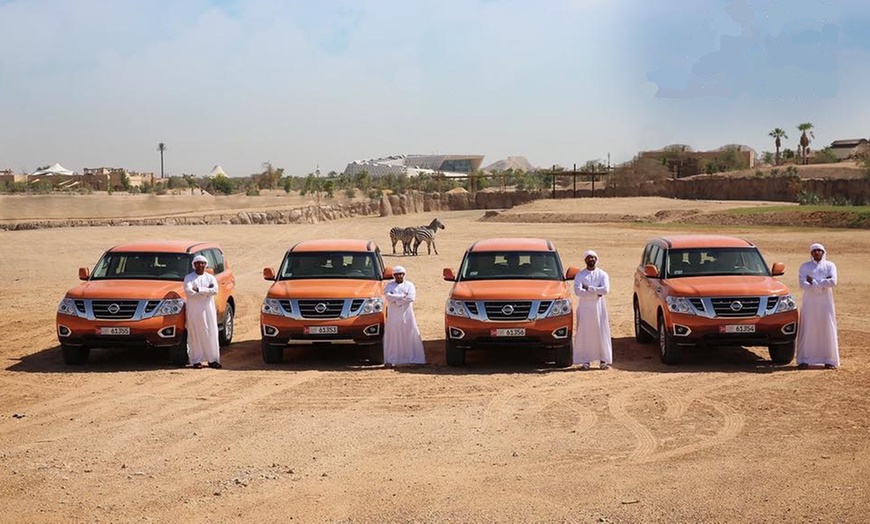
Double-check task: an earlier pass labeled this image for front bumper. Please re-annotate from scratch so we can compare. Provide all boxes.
[444,315,572,350]
[665,311,798,347]
[260,313,384,347]
[56,314,186,349]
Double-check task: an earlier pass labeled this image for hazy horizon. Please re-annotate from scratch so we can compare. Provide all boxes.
[2,0,868,177]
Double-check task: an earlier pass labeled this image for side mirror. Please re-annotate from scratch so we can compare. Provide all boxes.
[443,268,456,281]
[383,266,394,280]
[770,262,785,276]
[263,267,276,281]
[78,267,90,281]
[565,266,580,280]
[643,264,660,278]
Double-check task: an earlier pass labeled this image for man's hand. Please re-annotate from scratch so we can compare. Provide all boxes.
[805,275,814,284]
[208,283,215,288]
[193,286,199,293]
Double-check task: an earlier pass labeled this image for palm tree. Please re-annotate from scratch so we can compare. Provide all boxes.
[768,128,788,165]
[797,123,814,164]
[157,142,167,178]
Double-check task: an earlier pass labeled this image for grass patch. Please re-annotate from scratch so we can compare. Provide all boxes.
[721,205,870,215]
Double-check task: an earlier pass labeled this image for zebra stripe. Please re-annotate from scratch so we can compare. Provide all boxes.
[411,218,445,255]
[389,226,416,255]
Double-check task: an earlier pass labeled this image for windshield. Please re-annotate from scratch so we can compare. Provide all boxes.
[458,251,564,281]
[91,252,191,281]
[665,248,770,278]
[278,252,381,280]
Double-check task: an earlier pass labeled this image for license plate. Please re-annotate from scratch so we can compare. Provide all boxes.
[720,324,755,333]
[99,327,131,335]
[304,326,338,335]
[491,328,526,337]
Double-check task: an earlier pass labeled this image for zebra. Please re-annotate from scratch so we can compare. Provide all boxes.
[389,226,416,255]
[412,218,446,255]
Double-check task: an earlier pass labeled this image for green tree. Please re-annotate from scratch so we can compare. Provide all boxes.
[211,174,234,195]
[797,122,814,164]
[768,128,788,166]
[157,143,167,179]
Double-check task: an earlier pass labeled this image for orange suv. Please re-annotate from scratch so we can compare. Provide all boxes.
[260,239,392,364]
[56,241,236,365]
[442,238,579,367]
[633,235,798,365]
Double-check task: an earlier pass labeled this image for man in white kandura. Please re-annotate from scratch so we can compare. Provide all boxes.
[383,266,426,366]
[573,250,613,370]
[796,243,839,370]
[183,255,221,369]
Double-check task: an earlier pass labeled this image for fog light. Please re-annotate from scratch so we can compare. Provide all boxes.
[448,327,465,339]
[158,326,176,338]
[781,322,796,335]
[262,325,279,337]
[674,324,692,336]
[364,324,381,336]
[552,327,568,339]
[58,325,71,337]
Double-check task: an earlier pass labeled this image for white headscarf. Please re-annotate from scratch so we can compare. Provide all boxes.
[583,250,598,260]
[393,265,406,275]
[809,243,826,261]
[192,254,209,268]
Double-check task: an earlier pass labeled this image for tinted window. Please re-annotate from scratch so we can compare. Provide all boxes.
[665,248,769,278]
[458,251,563,281]
[91,252,190,281]
[278,252,380,280]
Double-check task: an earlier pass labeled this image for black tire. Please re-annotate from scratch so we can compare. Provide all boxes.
[61,344,89,365]
[634,298,655,343]
[218,303,234,347]
[368,340,385,365]
[658,314,682,365]
[446,340,466,367]
[769,341,795,364]
[262,339,284,364]
[554,343,572,368]
[169,332,188,367]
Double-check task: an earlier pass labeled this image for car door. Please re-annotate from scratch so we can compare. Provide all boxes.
[639,244,663,325]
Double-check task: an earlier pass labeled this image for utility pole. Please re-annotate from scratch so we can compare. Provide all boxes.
[551,164,556,199]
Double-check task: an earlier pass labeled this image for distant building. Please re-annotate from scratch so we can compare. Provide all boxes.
[83,167,155,188]
[343,154,485,177]
[829,139,869,161]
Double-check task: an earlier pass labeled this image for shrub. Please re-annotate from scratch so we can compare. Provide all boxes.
[797,190,820,205]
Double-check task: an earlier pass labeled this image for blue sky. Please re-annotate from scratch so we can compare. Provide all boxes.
[1,0,868,177]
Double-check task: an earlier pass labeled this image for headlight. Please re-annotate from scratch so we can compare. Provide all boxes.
[775,294,797,313]
[57,298,83,317]
[155,298,185,316]
[360,297,384,315]
[262,298,285,316]
[666,296,694,314]
[445,299,469,317]
[547,298,572,317]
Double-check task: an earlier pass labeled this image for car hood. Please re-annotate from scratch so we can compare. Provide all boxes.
[65,280,183,299]
[666,276,790,296]
[268,279,385,298]
[450,280,569,300]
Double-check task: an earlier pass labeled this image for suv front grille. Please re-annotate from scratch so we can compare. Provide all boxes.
[710,297,760,318]
[297,299,346,319]
[92,300,140,320]
[484,301,532,321]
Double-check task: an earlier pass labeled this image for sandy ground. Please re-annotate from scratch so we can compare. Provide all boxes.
[1,197,869,523]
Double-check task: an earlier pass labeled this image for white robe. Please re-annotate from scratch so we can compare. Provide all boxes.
[183,271,221,365]
[383,280,426,365]
[796,258,839,366]
[573,267,613,365]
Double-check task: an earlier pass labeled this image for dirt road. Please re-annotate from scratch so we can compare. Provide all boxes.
[1,198,868,523]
